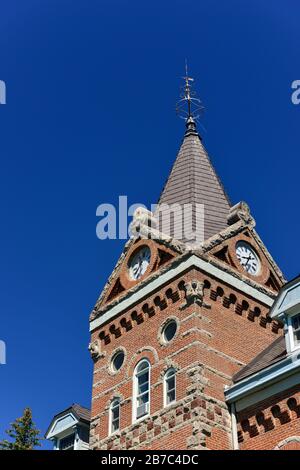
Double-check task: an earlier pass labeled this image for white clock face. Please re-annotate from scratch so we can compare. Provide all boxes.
[236,242,260,276]
[129,246,151,280]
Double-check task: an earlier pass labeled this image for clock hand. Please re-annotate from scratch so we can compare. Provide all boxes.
[245,255,253,267]
[239,255,250,265]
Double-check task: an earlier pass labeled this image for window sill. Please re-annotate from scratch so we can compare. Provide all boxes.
[133,413,150,424]
[164,400,177,410]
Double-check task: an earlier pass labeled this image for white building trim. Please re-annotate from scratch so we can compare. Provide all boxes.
[225,350,300,411]
[269,275,300,319]
[46,412,78,439]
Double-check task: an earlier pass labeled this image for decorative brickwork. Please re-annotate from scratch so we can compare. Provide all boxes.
[237,384,300,450]
[90,370,231,450]
[90,263,282,450]
[95,276,281,350]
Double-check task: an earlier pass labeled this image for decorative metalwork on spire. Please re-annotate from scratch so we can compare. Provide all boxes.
[176,62,204,135]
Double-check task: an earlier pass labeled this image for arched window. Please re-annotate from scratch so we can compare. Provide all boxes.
[109,398,120,434]
[133,359,150,421]
[164,368,176,406]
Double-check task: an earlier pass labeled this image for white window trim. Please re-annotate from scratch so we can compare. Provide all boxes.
[287,311,300,353]
[164,368,176,408]
[57,432,76,450]
[132,359,151,423]
[109,398,120,436]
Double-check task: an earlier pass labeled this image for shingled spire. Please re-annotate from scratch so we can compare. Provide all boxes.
[157,70,231,244]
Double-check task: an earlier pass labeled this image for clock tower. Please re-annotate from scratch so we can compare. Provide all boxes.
[88,73,284,450]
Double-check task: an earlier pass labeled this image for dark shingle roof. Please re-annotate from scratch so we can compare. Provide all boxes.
[71,404,91,422]
[233,336,286,383]
[157,125,231,244]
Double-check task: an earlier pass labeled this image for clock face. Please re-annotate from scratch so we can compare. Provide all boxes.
[128,246,151,280]
[235,242,260,276]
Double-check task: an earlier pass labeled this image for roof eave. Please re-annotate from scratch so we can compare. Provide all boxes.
[225,349,300,405]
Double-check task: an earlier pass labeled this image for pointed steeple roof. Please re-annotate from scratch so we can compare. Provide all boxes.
[157,118,231,244]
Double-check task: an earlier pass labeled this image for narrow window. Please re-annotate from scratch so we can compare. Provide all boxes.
[134,359,150,420]
[164,368,176,406]
[59,434,75,450]
[110,398,120,434]
[292,313,300,347]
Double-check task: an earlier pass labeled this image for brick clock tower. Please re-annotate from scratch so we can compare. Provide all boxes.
[88,75,285,450]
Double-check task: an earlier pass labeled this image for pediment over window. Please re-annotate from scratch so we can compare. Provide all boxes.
[45,404,90,441]
[266,276,300,354]
[278,284,300,313]
[49,414,77,437]
[270,275,300,320]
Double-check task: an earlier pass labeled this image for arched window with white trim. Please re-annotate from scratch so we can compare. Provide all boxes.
[109,398,120,434]
[164,368,176,406]
[133,359,150,421]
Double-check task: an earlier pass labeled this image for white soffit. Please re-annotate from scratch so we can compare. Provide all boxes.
[46,413,78,439]
[270,276,300,319]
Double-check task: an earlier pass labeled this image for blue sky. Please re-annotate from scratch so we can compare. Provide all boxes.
[0,0,299,448]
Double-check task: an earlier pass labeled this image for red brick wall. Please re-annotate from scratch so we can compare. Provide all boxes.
[89,266,282,450]
[237,384,300,450]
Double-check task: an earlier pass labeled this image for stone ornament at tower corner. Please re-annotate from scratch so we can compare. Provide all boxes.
[88,340,104,361]
[181,280,211,309]
[227,201,255,227]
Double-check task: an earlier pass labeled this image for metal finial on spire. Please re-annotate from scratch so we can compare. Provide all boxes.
[176,62,204,134]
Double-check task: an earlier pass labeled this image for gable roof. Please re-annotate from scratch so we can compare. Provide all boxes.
[45,404,90,438]
[157,120,231,243]
[232,336,286,383]
[269,274,300,319]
